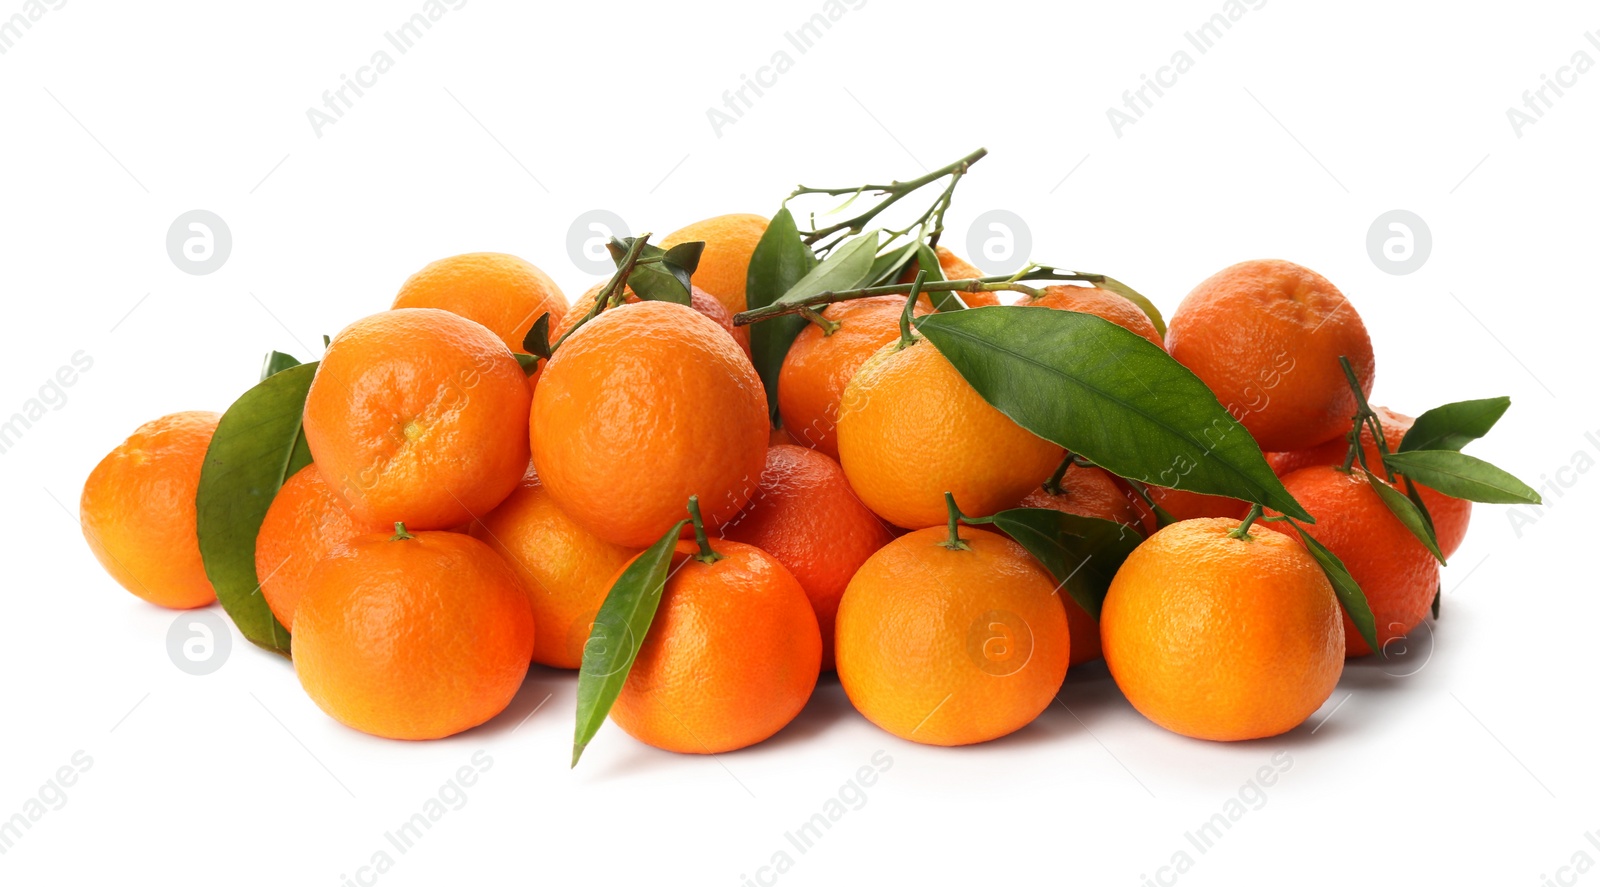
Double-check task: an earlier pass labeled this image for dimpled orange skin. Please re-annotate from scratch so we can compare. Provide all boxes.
[660,213,769,317]
[610,540,821,754]
[896,247,1001,308]
[1020,464,1145,666]
[531,300,769,548]
[720,445,894,670]
[468,467,640,669]
[779,296,929,459]
[835,527,1070,746]
[1266,406,1471,558]
[303,308,532,530]
[292,529,534,740]
[80,411,221,609]
[1019,285,1165,349]
[1166,259,1375,452]
[555,282,749,360]
[391,252,568,353]
[1101,518,1343,741]
[1267,466,1441,657]
[837,339,1064,530]
[254,464,388,630]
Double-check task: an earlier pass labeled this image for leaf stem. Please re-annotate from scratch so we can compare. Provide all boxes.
[686,495,723,564]
[552,234,653,352]
[799,307,840,336]
[731,266,1111,326]
[939,492,971,551]
[788,148,988,253]
[1336,355,1397,483]
[391,521,414,541]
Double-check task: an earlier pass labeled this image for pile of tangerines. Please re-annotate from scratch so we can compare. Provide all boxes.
[79,155,1535,760]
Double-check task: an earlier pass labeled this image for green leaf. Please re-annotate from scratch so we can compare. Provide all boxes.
[608,238,692,305]
[196,362,319,656]
[521,312,553,360]
[1382,450,1541,504]
[260,351,300,380]
[1399,397,1511,453]
[771,229,881,309]
[572,519,688,767]
[914,243,967,312]
[1096,276,1166,338]
[1284,519,1381,656]
[985,507,1142,619]
[744,207,820,423]
[915,307,1311,521]
[1362,469,1445,563]
[662,241,705,279]
[866,238,921,288]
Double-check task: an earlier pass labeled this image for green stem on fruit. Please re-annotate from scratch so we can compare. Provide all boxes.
[897,271,926,350]
[799,307,840,336]
[939,492,971,551]
[1228,504,1264,540]
[686,496,723,565]
[1336,355,1396,483]
[1041,452,1074,497]
[391,522,413,541]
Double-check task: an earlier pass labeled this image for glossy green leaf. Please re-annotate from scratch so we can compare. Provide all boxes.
[1363,469,1445,563]
[1284,519,1380,655]
[521,312,553,360]
[196,362,319,656]
[663,241,705,278]
[915,307,1311,520]
[1382,450,1541,504]
[866,238,921,287]
[1399,397,1511,453]
[260,350,300,380]
[1096,276,1166,338]
[985,507,1142,619]
[744,207,819,422]
[608,238,692,305]
[915,243,967,312]
[572,519,689,767]
[771,230,880,308]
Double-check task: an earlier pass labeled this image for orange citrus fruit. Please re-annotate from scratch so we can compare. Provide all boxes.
[1019,285,1164,348]
[661,213,768,317]
[835,525,1071,745]
[611,538,821,753]
[1266,405,1471,557]
[1020,462,1145,666]
[778,295,929,459]
[468,466,640,669]
[80,411,221,609]
[303,308,532,530]
[254,464,387,630]
[1101,517,1343,741]
[837,338,1062,529]
[293,525,535,740]
[720,444,894,670]
[1166,259,1375,452]
[1268,466,1441,657]
[391,252,568,353]
[531,300,768,548]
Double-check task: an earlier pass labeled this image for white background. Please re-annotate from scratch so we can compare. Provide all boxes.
[2,1,1595,884]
